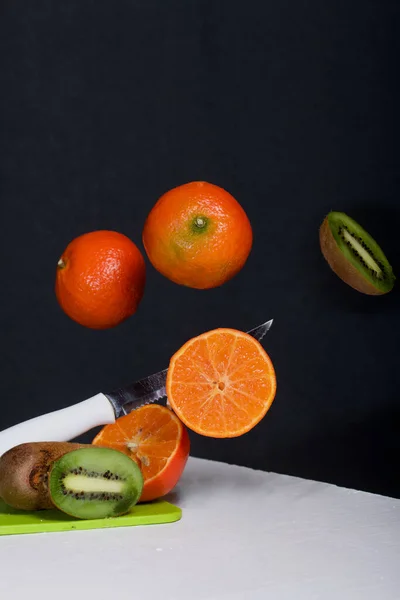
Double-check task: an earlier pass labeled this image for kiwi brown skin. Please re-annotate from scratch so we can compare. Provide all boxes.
[0,442,87,511]
[319,215,394,295]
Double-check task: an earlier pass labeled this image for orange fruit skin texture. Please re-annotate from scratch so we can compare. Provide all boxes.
[142,181,253,289]
[92,404,190,502]
[55,230,146,329]
[166,328,277,438]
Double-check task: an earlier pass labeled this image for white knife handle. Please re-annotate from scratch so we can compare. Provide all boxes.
[0,393,116,458]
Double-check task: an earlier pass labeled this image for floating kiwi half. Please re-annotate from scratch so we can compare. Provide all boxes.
[49,447,144,520]
[319,211,395,295]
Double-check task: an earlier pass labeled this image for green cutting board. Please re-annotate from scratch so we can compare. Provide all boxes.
[0,499,181,536]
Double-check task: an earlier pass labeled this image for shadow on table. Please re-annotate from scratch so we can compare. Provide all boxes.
[272,406,400,499]
[163,490,182,505]
[190,405,400,499]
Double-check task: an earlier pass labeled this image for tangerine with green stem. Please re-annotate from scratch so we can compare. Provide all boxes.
[142,181,253,289]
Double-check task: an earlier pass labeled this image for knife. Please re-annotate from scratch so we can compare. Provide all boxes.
[0,319,273,457]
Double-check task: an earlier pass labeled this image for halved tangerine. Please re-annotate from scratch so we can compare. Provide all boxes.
[166,328,277,438]
[92,404,190,502]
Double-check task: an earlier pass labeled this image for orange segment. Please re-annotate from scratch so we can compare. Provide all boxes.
[166,328,277,438]
[92,404,190,502]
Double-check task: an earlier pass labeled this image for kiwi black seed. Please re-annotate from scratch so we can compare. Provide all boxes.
[319,211,395,295]
[48,447,144,520]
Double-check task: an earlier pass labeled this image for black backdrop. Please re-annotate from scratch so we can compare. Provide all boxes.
[1,1,399,499]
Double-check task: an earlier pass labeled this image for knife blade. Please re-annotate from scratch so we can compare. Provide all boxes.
[0,319,273,457]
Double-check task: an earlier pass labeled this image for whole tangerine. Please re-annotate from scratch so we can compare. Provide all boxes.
[55,230,146,329]
[142,181,253,289]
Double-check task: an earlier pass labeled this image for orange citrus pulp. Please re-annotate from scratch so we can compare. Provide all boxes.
[166,328,277,438]
[92,404,190,502]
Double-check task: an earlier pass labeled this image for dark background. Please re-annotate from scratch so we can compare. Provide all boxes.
[1,1,399,498]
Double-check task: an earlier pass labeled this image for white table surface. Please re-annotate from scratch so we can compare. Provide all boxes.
[0,456,399,599]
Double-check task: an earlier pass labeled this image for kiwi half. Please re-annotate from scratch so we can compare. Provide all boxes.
[49,447,143,520]
[319,211,395,295]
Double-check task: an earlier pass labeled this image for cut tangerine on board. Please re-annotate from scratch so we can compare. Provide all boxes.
[92,404,190,502]
[166,328,277,438]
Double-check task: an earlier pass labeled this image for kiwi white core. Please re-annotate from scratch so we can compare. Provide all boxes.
[342,229,382,276]
[63,474,124,494]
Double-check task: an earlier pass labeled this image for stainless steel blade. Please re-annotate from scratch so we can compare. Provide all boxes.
[105,318,273,417]
[106,370,168,417]
[247,318,273,343]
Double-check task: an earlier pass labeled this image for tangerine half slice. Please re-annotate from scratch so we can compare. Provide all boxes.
[92,404,190,502]
[166,328,277,438]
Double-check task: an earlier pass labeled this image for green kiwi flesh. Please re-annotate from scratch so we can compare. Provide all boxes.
[0,442,85,510]
[49,447,144,520]
[320,211,395,295]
